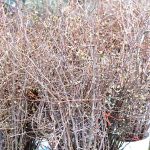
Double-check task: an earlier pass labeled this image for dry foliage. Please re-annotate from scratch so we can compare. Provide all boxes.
[0,0,150,150]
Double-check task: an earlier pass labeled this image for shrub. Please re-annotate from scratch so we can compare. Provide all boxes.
[0,0,149,149]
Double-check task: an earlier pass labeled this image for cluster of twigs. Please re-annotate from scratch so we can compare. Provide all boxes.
[0,0,150,150]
